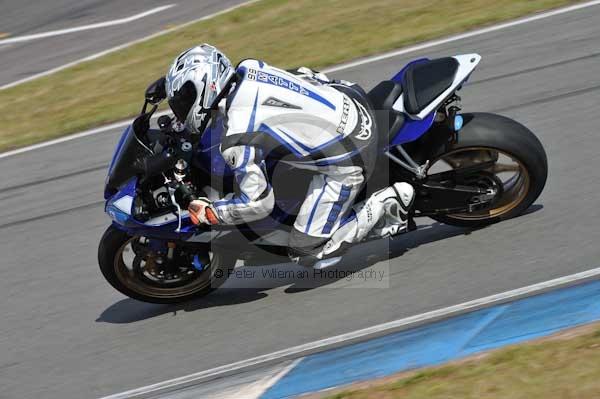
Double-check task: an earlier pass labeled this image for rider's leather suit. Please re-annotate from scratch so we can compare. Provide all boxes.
[212,59,411,261]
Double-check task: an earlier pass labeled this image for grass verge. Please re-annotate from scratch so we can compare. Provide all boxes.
[322,323,600,399]
[0,0,581,152]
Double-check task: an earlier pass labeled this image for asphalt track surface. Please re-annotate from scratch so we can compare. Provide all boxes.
[1,5,600,399]
[0,0,248,86]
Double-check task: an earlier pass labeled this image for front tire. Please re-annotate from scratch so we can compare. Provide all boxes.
[428,113,548,227]
[98,226,236,304]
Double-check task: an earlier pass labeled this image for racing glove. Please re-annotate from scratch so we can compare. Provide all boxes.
[188,198,219,225]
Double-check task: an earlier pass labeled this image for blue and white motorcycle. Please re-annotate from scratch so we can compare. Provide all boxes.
[99,54,547,303]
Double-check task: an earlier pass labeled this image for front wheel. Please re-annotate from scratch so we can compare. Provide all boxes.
[98,226,236,304]
[427,113,548,227]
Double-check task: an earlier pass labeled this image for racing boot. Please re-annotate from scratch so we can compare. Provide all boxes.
[314,182,415,269]
[371,183,416,238]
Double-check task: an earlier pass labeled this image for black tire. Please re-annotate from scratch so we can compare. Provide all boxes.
[429,113,548,227]
[98,225,236,304]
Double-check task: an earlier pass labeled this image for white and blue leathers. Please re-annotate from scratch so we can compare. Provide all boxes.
[212,59,411,260]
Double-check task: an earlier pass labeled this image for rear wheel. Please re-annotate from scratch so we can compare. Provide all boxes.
[98,226,236,304]
[427,113,547,227]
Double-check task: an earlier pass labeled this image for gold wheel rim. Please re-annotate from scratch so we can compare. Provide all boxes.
[114,238,213,299]
[428,147,531,220]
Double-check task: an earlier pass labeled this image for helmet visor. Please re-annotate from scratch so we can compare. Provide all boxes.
[168,81,198,121]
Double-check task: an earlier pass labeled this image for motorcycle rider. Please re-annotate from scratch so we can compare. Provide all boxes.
[165,44,415,268]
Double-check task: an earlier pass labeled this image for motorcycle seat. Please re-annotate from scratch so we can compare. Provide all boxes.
[367,80,405,144]
[401,57,459,115]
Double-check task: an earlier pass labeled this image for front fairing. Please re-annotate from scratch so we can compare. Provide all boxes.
[103,120,234,238]
[104,176,201,237]
[102,113,299,239]
[102,122,193,236]
[104,177,138,227]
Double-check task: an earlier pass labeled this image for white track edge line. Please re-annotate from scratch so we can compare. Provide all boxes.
[0,110,172,160]
[323,0,600,73]
[0,0,259,91]
[1,0,597,160]
[98,267,600,399]
[0,5,176,45]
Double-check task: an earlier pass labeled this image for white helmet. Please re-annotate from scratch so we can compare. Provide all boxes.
[165,44,234,134]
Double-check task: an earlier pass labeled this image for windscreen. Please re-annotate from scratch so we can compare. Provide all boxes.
[105,116,154,193]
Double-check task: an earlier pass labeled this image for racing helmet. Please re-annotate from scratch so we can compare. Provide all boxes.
[165,44,234,134]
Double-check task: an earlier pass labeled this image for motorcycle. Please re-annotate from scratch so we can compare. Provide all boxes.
[98,54,548,303]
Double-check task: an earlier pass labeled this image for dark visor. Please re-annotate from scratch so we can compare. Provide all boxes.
[168,81,197,121]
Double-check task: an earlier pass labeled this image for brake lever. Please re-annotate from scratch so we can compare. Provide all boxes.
[168,185,183,233]
[163,175,183,233]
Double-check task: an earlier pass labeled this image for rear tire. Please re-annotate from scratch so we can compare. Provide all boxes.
[429,113,548,227]
[98,225,236,304]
